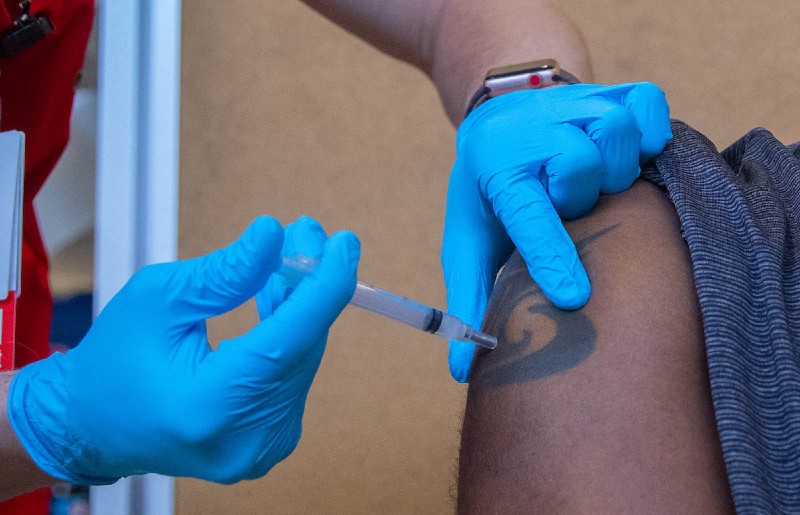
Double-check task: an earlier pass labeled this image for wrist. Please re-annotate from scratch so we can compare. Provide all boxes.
[435,57,590,126]
[426,0,592,125]
[1,370,57,500]
[6,356,118,486]
[463,59,580,119]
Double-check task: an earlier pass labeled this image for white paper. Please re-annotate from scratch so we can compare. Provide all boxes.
[0,131,24,300]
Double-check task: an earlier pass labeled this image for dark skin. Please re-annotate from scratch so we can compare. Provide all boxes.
[472,224,618,387]
[458,181,735,514]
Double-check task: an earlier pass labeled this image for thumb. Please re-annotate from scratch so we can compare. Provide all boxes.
[214,230,360,379]
[256,216,328,320]
[443,253,497,383]
[169,216,284,322]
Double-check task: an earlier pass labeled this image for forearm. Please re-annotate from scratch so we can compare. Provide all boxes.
[0,371,55,501]
[300,0,592,124]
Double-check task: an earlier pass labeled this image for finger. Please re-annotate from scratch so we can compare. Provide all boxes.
[583,103,642,194]
[621,82,672,163]
[168,216,284,322]
[255,216,327,320]
[533,124,603,220]
[442,164,511,382]
[485,171,591,310]
[443,256,498,383]
[219,230,360,378]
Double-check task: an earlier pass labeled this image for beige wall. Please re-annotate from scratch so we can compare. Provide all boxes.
[178,1,800,513]
[562,0,800,148]
[178,2,461,514]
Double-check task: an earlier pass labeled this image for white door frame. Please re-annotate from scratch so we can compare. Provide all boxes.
[93,0,181,514]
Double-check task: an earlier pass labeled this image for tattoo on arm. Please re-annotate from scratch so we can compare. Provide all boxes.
[471,225,619,388]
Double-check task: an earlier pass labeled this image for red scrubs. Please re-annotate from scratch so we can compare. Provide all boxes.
[0,0,93,513]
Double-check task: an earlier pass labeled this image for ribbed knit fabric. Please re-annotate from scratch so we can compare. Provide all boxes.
[641,121,800,514]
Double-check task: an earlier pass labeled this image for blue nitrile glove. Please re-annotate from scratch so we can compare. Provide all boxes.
[443,82,671,382]
[8,215,360,485]
[256,216,329,322]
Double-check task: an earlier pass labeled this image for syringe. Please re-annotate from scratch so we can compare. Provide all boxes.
[279,254,498,350]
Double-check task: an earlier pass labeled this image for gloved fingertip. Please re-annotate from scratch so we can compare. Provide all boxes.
[526,247,592,311]
[448,340,477,383]
[555,194,598,221]
[601,165,641,195]
[327,230,361,268]
[297,230,359,310]
[639,128,673,164]
[625,82,672,163]
[283,216,327,260]
[291,215,326,236]
[632,81,667,100]
[543,271,591,311]
[242,215,285,271]
[248,215,284,243]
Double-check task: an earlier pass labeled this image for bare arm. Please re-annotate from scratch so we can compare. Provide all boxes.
[300,0,592,123]
[459,182,734,514]
[0,372,55,501]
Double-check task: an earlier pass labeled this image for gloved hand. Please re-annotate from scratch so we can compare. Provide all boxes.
[8,215,360,485]
[256,216,331,322]
[443,82,671,382]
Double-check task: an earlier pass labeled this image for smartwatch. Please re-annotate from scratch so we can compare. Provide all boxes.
[464,58,580,119]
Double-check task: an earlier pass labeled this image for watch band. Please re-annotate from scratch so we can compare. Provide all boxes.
[464,59,580,119]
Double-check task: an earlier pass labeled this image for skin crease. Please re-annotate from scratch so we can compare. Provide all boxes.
[458,181,736,515]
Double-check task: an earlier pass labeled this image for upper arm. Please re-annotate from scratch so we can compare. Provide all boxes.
[458,181,734,514]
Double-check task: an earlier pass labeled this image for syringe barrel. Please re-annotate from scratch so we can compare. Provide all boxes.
[351,283,437,332]
[434,312,470,341]
[282,255,435,330]
[279,254,497,349]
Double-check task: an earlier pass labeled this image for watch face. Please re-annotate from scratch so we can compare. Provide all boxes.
[485,59,559,80]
